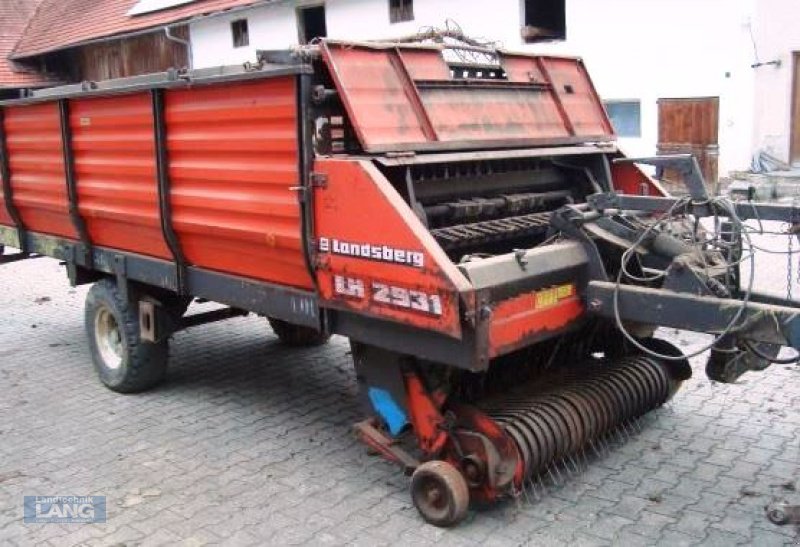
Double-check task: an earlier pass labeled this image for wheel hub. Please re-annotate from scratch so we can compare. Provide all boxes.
[94,307,123,370]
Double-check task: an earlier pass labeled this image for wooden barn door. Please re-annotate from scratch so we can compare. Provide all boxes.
[657,97,720,192]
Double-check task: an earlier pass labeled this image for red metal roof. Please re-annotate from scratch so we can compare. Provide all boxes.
[12,0,270,59]
[0,0,52,87]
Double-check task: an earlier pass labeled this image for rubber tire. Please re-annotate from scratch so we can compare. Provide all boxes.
[85,279,168,393]
[268,318,330,347]
[410,461,470,527]
[767,507,788,525]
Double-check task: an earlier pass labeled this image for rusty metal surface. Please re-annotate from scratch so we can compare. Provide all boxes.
[320,42,614,153]
[2,102,75,238]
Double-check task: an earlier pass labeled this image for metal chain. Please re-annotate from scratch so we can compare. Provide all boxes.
[788,234,793,301]
[792,196,800,301]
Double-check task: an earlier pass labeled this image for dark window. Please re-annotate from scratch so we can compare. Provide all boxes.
[298,5,327,44]
[390,0,414,23]
[521,0,566,42]
[605,100,642,138]
[231,19,249,48]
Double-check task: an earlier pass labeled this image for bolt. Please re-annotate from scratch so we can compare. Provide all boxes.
[588,299,602,311]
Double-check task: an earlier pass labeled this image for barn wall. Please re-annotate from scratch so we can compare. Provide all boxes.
[76,26,190,81]
[33,27,190,83]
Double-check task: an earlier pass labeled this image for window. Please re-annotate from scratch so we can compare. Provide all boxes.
[521,0,566,42]
[298,6,327,44]
[231,19,249,48]
[604,100,642,138]
[390,0,414,23]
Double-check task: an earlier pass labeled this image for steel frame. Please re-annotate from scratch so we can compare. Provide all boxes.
[151,88,188,294]
[587,281,800,349]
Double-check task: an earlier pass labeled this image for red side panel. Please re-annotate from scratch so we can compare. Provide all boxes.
[3,103,75,238]
[489,285,583,358]
[165,77,313,289]
[0,110,14,226]
[419,85,570,142]
[314,159,467,338]
[70,93,170,258]
[320,42,614,152]
[538,57,614,137]
[611,160,666,197]
[321,46,429,149]
[0,192,9,226]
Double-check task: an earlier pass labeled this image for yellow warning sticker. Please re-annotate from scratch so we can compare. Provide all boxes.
[535,284,575,309]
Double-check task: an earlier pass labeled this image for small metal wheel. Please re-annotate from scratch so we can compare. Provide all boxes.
[767,506,788,525]
[410,461,469,527]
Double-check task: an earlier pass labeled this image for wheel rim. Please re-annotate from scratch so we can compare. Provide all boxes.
[413,475,450,522]
[94,306,124,370]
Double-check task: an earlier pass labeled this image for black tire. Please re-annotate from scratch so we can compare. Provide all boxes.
[767,507,788,525]
[410,461,470,527]
[268,318,330,347]
[85,279,168,393]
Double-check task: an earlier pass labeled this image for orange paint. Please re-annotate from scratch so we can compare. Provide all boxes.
[320,42,615,153]
[489,292,584,358]
[70,92,170,259]
[611,160,666,197]
[314,158,466,338]
[165,77,312,288]
[3,102,75,238]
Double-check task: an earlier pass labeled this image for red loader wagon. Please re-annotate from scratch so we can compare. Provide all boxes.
[2,38,799,526]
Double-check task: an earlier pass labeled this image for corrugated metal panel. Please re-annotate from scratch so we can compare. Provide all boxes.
[420,87,570,142]
[0,110,12,225]
[165,77,313,289]
[538,57,614,137]
[321,46,429,149]
[321,43,614,153]
[3,103,75,238]
[0,202,10,226]
[70,92,170,258]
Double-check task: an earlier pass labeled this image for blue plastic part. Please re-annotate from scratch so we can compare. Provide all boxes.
[368,387,408,436]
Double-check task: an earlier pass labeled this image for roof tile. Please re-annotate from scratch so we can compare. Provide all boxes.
[12,0,269,59]
[0,0,52,87]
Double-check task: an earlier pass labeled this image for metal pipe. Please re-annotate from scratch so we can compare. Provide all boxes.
[165,26,193,70]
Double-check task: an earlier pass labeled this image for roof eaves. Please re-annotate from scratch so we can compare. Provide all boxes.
[10,0,277,61]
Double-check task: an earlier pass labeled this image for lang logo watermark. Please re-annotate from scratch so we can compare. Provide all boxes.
[23,496,106,524]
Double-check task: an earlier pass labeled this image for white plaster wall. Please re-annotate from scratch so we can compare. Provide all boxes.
[189,0,522,67]
[189,0,762,176]
[533,0,757,176]
[751,0,800,165]
[189,3,298,68]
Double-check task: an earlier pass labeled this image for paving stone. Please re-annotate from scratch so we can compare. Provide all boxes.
[1,234,800,545]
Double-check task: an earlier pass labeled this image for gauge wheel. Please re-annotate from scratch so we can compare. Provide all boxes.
[410,461,470,527]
